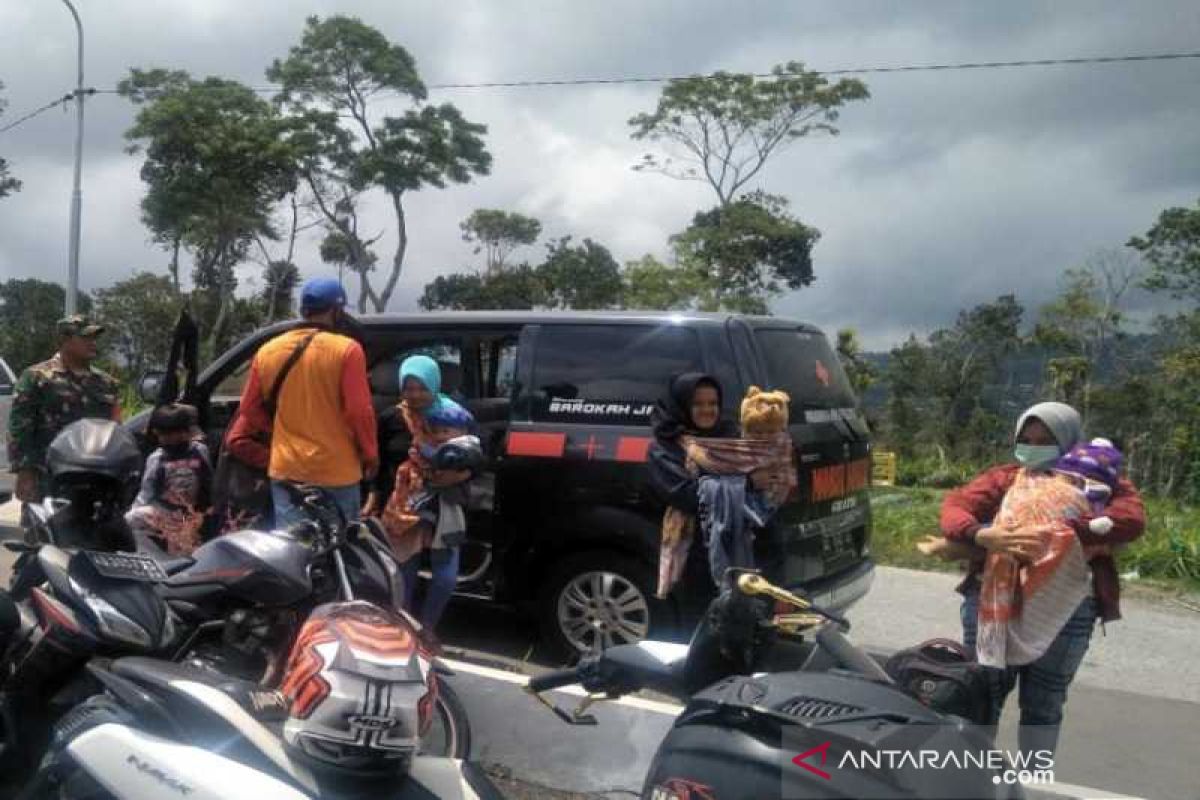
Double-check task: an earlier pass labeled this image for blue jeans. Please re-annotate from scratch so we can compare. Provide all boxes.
[400,547,460,630]
[270,481,361,530]
[962,589,1095,756]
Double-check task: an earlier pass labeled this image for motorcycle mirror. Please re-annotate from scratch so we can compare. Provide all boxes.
[137,370,167,405]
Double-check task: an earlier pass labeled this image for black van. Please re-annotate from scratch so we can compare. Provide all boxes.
[160,311,874,655]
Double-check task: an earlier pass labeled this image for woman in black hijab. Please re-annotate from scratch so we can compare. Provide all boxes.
[649,373,738,598]
[648,373,738,513]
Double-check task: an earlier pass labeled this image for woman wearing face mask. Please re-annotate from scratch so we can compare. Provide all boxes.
[648,373,741,598]
[939,401,1145,756]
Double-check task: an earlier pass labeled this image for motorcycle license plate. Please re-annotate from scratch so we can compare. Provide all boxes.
[84,550,169,582]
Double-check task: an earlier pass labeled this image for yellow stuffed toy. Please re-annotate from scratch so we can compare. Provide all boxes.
[740,386,790,436]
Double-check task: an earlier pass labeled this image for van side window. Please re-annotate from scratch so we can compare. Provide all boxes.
[480,339,518,399]
[529,325,703,424]
[370,342,465,405]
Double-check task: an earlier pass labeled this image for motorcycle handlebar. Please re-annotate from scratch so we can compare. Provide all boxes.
[527,668,580,693]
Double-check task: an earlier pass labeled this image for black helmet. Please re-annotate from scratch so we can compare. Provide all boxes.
[47,419,142,481]
[430,435,484,473]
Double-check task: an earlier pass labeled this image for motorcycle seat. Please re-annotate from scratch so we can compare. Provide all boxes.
[110,657,289,728]
[597,640,691,696]
[106,657,312,788]
[159,556,196,575]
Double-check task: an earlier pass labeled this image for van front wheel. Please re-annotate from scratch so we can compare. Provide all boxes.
[539,552,664,658]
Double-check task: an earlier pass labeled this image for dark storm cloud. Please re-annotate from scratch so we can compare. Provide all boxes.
[1,1,1197,351]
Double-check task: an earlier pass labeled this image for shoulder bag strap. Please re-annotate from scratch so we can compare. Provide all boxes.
[263,329,322,420]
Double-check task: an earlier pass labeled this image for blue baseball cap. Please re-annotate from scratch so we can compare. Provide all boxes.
[300,277,347,313]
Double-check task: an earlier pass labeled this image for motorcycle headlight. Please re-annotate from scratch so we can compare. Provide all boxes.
[69,578,153,649]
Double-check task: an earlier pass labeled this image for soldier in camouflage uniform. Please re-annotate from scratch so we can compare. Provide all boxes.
[6,315,122,502]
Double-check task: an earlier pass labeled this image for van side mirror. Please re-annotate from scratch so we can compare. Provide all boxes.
[137,371,166,405]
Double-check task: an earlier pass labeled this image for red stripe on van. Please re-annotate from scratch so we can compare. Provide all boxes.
[506,431,567,458]
[614,436,652,463]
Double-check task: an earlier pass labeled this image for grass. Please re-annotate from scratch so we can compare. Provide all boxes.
[868,486,1200,596]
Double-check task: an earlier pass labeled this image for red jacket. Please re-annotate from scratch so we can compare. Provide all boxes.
[940,463,1146,621]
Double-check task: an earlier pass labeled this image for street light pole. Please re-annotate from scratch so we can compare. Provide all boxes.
[62,0,84,316]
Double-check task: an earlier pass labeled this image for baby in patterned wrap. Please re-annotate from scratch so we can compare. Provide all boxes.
[917,437,1123,565]
[1051,438,1123,558]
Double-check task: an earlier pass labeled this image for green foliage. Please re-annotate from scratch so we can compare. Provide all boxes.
[92,272,186,379]
[879,296,1023,460]
[620,255,701,311]
[536,237,624,310]
[460,209,542,273]
[671,191,819,313]
[270,15,491,312]
[0,279,92,371]
[866,488,956,573]
[419,266,544,311]
[0,82,21,199]
[1129,198,1200,304]
[118,69,304,355]
[836,328,876,396]
[629,61,869,206]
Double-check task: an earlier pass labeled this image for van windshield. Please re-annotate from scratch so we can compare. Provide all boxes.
[754,328,858,416]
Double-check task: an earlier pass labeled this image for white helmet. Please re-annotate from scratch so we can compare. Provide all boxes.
[279,601,436,775]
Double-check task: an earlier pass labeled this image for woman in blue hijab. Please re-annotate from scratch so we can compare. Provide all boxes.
[375,355,478,630]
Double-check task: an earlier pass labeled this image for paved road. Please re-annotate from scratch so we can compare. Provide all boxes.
[4,513,1196,799]
[436,566,1200,800]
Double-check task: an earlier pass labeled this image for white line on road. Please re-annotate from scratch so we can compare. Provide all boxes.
[441,657,1147,800]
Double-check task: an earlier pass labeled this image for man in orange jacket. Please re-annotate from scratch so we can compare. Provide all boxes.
[231,278,378,528]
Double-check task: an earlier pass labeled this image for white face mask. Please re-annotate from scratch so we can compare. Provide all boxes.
[1014,443,1060,469]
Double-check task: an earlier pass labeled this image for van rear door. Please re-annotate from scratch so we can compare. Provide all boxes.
[745,322,871,587]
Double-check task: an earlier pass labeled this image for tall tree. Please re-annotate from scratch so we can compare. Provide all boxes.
[460,209,541,274]
[620,255,700,310]
[269,15,492,312]
[0,82,21,199]
[1129,198,1200,304]
[1121,201,1200,499]
[0,280,91,370]
[835,328,876,396]
[925,295,1025,454]
[671,191,819,313]
[118,69,303,355]
[1033,250,1141,420]
[629,62,868,206]
[883,335,933,455]
[92,272,185,379]
[536,237,624,310]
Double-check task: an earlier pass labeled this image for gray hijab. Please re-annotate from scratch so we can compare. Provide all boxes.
[1014,402,1083,451]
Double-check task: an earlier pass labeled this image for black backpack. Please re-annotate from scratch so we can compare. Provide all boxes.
[884,638,994,725]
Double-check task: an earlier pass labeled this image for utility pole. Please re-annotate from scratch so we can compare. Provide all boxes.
[62,0,84,315]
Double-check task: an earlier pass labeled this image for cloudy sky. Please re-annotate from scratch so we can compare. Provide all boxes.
[1,1,1197,349]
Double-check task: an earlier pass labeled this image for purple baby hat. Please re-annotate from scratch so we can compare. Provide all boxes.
[1055,439,1123,489]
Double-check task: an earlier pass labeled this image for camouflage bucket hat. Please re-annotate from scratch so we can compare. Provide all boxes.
[57,315,105,338]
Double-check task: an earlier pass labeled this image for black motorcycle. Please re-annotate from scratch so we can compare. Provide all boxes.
[0,426,468,787]
[527,572,1023,800]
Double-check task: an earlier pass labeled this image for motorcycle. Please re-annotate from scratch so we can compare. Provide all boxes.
[1,465,468,788]
[526,572,1022,800]
[12,488,501,800]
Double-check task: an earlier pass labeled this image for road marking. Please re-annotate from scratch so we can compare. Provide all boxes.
[441,656,1148,800]
[441,656,685,716]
